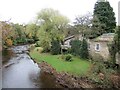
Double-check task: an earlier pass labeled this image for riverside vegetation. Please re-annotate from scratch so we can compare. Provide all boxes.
[1,0,120,88]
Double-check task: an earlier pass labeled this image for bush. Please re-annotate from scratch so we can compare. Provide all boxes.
[35,41,40,47]
[34,47,43,53]
[51,39,61,55]
[80,38,89,59]
[70,39,81,56]
[6,39,13,47]
[65,54,72,62]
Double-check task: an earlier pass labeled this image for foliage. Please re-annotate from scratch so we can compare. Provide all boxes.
[30,50,91,75]
[51,39,61,55]
[115,26,120,53]
[12,24,27,44]
[108,26,120,64]
[108,41,117,64]
[36,8,69,51]
[89,61,116,88]
[93,0,116,33]
[74,13,92,38]
[80,39,89,59]
[34,47,43,53]
[65,54,72,62]
[25,24,39,41]
[90,16,105,38]
[6,38,13,47]
[1,21,15,47]
[70,39,81,56]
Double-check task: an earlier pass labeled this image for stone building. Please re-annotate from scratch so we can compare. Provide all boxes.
[62,33,120,64]
[88,33,115,61]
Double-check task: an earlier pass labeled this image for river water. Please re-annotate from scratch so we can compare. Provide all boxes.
[2,45,62,88]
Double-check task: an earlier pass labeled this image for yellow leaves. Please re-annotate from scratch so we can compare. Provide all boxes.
[6,39,13,47]
[28,33,32,38]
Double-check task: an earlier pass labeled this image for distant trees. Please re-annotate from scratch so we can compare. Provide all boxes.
[93,0,116,33]
[74,13,92,38]
[12,23,28,44]
[1,21,14,47]
[25,24,39,41]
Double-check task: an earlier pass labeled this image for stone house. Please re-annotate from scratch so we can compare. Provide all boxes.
[62,33,120,64]
[88,33,115,61]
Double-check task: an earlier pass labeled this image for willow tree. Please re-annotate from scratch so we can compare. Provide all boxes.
[36,8,69,52]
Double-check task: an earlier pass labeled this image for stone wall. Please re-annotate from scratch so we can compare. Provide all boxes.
[89,40,110,61]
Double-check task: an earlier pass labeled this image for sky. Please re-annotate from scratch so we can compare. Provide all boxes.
[0,0,119,24]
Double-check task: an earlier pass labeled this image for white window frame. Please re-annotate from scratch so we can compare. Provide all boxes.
[95,43,100,51]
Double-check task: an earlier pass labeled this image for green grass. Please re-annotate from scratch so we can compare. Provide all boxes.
[30,49,91,76]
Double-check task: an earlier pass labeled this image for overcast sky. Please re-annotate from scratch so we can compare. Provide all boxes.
[0,0,119,24]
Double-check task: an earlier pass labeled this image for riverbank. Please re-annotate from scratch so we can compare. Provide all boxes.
[38,61,95,88]
[29,52,96,88]
[30,51,120,88]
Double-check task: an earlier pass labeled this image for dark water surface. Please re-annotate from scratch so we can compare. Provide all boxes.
[2,45,62,88]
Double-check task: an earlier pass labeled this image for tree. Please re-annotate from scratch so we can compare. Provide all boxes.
[80,39,89,59]
[108,26,120,65]
[70,39,81,56]
[1,21,14,47]
[90,16,106,38]
[51,39,61,55]
[12,24,27,44]
[25,23,39,41]
[74,13,92,38]
[93,0,116,33]
[36,8,69,51]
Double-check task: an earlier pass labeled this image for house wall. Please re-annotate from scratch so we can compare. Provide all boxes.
[89,40,110,61]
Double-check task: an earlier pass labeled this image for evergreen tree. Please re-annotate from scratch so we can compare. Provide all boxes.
[93,0,116,33]
[80,39,89,59]
[70,40,81,56]
[51,39,61,55]
[91,16,106,38]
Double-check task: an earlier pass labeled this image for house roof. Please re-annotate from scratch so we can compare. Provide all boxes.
[64,35,75,41]
[93,33,115,42]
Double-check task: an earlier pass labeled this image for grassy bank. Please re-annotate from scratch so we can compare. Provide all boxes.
[30,50,91,75]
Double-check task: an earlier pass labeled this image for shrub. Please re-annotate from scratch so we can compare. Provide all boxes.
[80,38,89,59]
[6,39,13,47]
[89,61,114,88]
[35,41,40,47]
[65,54,72,62]
[51,39,61,55]
[70,39,81,56]
[34,47,43,53]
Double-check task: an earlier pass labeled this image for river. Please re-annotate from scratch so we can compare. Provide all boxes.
[2,45,62,88]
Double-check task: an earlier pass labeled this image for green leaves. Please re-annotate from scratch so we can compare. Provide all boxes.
[93,0,116,33]
[36,8,69,51]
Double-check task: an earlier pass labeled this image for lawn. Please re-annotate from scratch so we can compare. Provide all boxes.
[30,49,91,75]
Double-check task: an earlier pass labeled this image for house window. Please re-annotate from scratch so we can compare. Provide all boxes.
[95,43,100,51]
